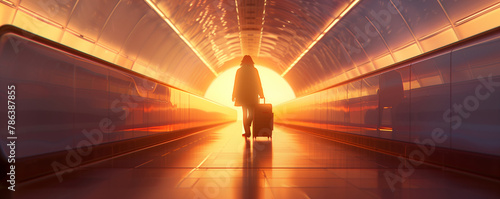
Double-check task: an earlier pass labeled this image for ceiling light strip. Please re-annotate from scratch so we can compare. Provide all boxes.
[455,1,500,26]
[144,0,218,76]
[281,0,360,77]
[0,0,15,7]
[234,0,243,55]
[257,0,268,56]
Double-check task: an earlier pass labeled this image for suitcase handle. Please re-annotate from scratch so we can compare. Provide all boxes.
[259,97,266,104]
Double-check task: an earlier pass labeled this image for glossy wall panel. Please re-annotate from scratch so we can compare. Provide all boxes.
[276,30,500,156]
[410,53,451,148]
[74,61,110,146]
[0,33,236,158]
[360,75,379,137]
[383,67,410,143]
[451,35,500,155]
[0,35,76,154]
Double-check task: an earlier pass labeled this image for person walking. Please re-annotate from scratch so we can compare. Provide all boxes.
[232,55,264,137]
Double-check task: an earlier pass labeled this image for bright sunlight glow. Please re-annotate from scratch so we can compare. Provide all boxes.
[205,65,296,121]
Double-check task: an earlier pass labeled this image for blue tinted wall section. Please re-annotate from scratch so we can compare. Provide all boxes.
[275,32,500,156]
[0,33,236,158]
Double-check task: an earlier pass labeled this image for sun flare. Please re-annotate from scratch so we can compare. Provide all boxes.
[205,65,296,120]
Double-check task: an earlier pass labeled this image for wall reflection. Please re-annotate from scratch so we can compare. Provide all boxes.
[276,29,500,156]
[285,0,500,97]
[0,32,236,159]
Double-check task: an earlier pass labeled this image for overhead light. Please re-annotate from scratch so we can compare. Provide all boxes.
[455,1,500,26]
[145,0,165,18]
[281,0,360,77]
[144,0,219,76]
[0,0,15,7]
[257,0,268,56]
[235,0,243,55]
[339,0,359,17]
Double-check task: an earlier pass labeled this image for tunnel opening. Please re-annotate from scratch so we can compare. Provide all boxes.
[205,65,295,121]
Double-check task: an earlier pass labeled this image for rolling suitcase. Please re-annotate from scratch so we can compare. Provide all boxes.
[252,98,273,139]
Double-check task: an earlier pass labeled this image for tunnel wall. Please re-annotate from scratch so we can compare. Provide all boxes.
[275,27,500,178]
[0,0,216,96]
[0,26,236,181]
[285,0,500,97]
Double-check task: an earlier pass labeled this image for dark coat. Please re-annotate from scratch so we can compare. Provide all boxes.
[232,65,264,106]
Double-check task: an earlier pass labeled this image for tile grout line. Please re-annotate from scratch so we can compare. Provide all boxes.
[19,125,224,186]
[262,170,278,199]
[134,159,154,168]
[176,152,213,188]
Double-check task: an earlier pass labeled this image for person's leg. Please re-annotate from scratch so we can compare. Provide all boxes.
[248,106,255,127]
[242,106,248,126]
[242,106,250,136]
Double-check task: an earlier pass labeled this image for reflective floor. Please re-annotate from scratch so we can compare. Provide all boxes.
[13,123,500,199]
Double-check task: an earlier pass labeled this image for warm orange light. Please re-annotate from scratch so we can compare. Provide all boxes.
[379,127,393,132]
[144,0,218,76]
[96,42,118,54]
[257,0,267,55]
[455,1,500,26]
[205,65,295,120]
[0,0,14,7]
[235,0,242,51]
[17,6,63,29]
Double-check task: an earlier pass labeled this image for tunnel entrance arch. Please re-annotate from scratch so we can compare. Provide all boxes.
[205,65,295,121]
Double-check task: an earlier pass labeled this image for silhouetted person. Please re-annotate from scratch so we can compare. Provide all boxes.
[232,55,264,137]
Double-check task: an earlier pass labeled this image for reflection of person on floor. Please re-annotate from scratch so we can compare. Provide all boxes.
[232,55,264,137]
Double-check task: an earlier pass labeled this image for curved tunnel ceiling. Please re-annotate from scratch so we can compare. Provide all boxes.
[149,0,355,77]
[285,0,500,96]
[1,0,499,97]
